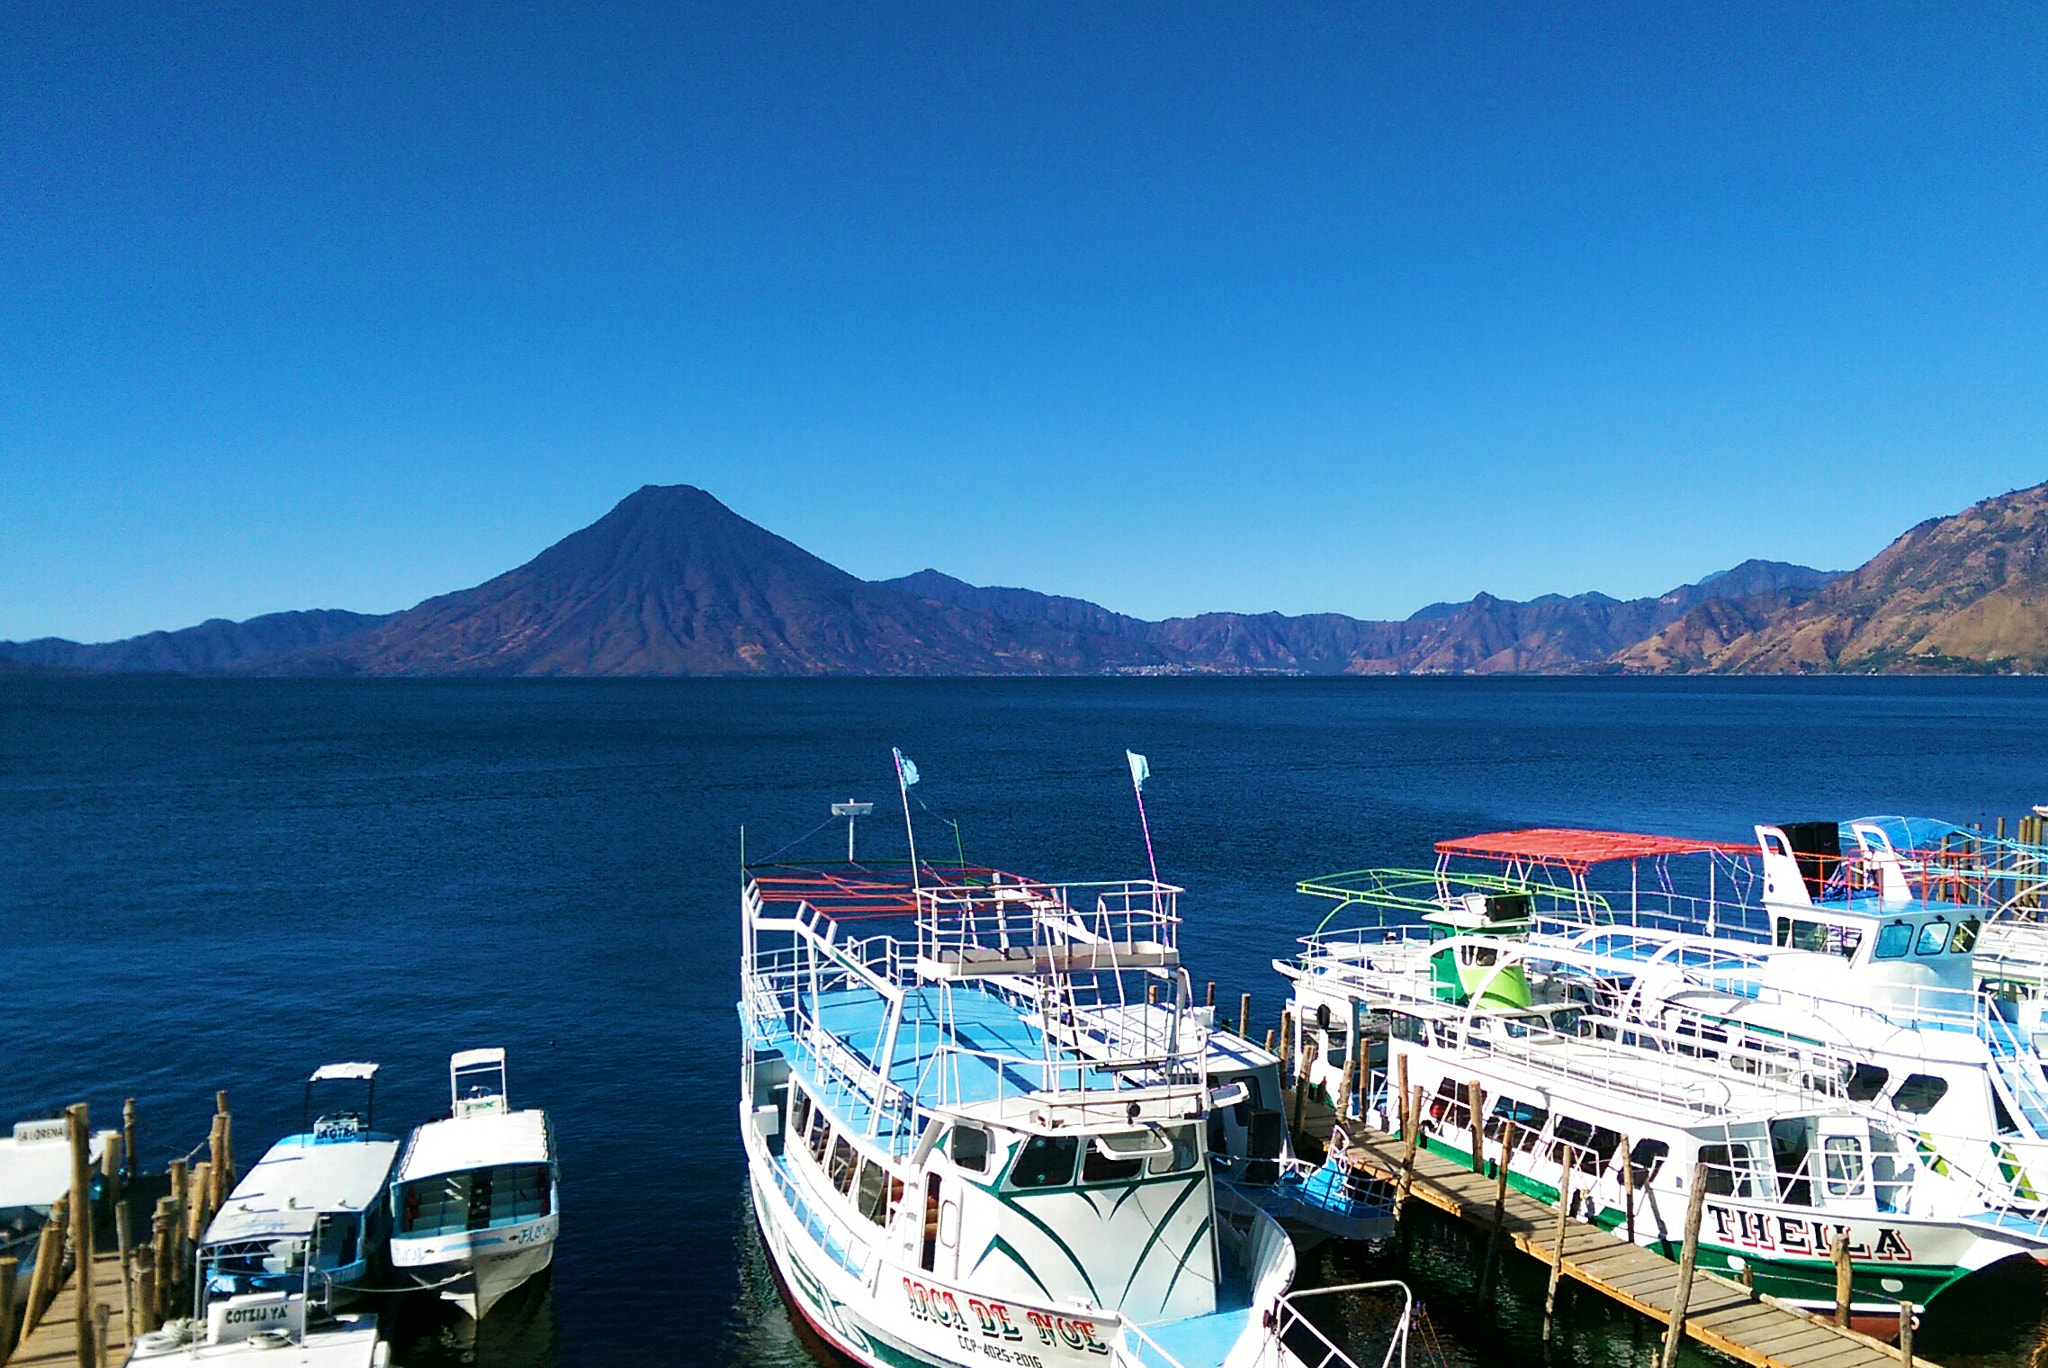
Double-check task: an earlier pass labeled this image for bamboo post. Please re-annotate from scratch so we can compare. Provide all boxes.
[68,1104,94,1368]
[1336,1057,1358,1125]
[1476,1120,1518,1301]
[1147,982,1158,1006]
[1622,1135,1636,1246]
[1289,1040,1319,1150]
[1396,1053,1411,1137]
[1,1254,17,1366]
[1393,1085,1424,1223]
[1277,1011,1293,1083]
[207,1107,227,1210]
[23,1194,66,1333]
[115,1200,135,1342]
[149,1199,174,1327]
[1205,981,1215,1009]
[1899,1303,1913,1368]
[1658,1162,1710,1368]
[1263,1029,1276,1054]
[1833,1230,1853,1328]
[122,1101,137,1186]
[187,1164,211,1245]
[92,1304,109,1368]
[1542,1160,1573,1346]
[1467,1080,1485,1173]
[1239,992,1251,1037]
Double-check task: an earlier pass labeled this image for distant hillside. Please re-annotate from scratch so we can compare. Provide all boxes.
[58,475,2048,677]
[1622,482,2048,673]
[0,608,391,673]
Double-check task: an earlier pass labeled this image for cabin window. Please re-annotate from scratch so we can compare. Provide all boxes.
[1081,1142,1145,1185]
[1484,1097,1548,1151]
[397,1164,551,1236]
[1845,1064,1889,1103]
[1870,1133,1913,1214]
[1698,1143,1755,1198]
[856,1160,891,1225]
[1429,1079,1472,1130]
[1952,920,1981,954]
[950,1125,991,1173]
[1994,1089,2020,1137]
[1391,1014,1426,1045]
[1823,1137,1866,1197]
[1148,1125,1200,1175]
[1839,928,1863,958]
[314,1211,359,1267]
[1628,1138,1669,1187]
[828,1136,859,1194]
[1891,1075,1949,1115]
[1549,1118,1600,1172]
[1874,923,1912,959]
[789,1088,812,1139]
[1008,1135,1079,1189]
[1915,921,1951,956]
[1785,921,1829,953]
[809,1117,833,1164]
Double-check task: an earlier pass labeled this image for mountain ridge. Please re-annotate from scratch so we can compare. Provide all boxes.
[12,480,2045,676]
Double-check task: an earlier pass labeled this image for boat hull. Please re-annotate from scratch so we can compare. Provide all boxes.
[390,1214,557,1319]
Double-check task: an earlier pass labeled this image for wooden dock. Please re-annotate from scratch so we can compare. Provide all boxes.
[8,1245,134,1368]
[1339,1130,1931,1368]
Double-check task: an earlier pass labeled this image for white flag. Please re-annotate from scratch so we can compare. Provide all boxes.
[1126,750,1150,791]
[894,748,920,787]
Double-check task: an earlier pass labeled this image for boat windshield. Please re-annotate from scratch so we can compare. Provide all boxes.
[398,1163,552,1237]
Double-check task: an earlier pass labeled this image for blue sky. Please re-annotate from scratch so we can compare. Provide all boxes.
[4,3,2045,641]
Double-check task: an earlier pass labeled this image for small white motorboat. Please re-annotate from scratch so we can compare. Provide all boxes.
[389,1049,558,1320]
[201,1064,400,1307]
[1,1116,117,1278]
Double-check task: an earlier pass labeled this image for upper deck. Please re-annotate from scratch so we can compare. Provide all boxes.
[741,863,1208,1155]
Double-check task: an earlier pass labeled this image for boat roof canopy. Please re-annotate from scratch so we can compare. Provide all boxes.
[309,1062,379,1083]
[398,1110,551,1182]
[1435,828,1753,874]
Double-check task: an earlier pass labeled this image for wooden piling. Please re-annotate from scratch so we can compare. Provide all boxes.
[1899,1304,1913,1368]
[187,1164,211,1246]
[1289,1040,1319,1148]
[23,1194,65,1335]
[92,1304,109,1368]
[1832,1231,1853,1329]
[1205,981,1215,1009]
[1543,1160,1573,1345]
[68,1105,93,1368]
[121,1102,137,1185]
[1396,1054,1411,1136]
[1147,982,1158,1006]
[1239,992,1251,1037]
[1393,1085,1424,1223]
[206,1109,226,1211]
[1336,1057,1358,1124]
[149,1199,174,1327]
[1,1254,17,1365]
[1263,1029,1276,1054]
[1623,1135,1637,1246]
[1476,1120,1518,1301]
[1467,1080,1485,1173]
[113,1201,134,1343]
[1658,1162,1710,1368]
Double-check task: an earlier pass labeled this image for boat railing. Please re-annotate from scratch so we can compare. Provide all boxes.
[912,1038,1209,1126]
[1269,1280,1411,1368]
[1530,895,1774,944]
[916,877,1183,979]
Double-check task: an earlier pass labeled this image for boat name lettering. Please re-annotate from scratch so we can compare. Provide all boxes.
[903,1280,1107,1355]
[1705,1207,1913,1261]
[221,1305,293,1326]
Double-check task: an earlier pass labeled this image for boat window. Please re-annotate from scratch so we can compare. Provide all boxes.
[1915,921,1951,956]
[1845,1064,1890,1103]
[949,1125,991,1173]
[856,1160,891,1225]
[1429,1080,1471,1130]
[1870,1132,1912,1214]
[1586,1126,1623,1175]
[1081,1144,1144,1185]
[789,1088,812,1139]
[1823,1137,1866,1197]
[1148,1125,1200,1175]
[1839,927,1863,959]
[828,1136,859,1194]
[1483,1097,1548,1150]
[314,1211,359,1267]
[1952,920,1981,954]
[1628,1138,1669,1187]
[1549,1117,1595,1171]
[809,1117,833,1164]
[1891,1075,1949,1115]
[397,1164,552,1237]
[1874,923,1912,960]
[1699,1143,1754,1198]
[1008,1135,1079,1189]
[1246,1110,1284,1161]
[1994,1088,2020,1137]
[1391,1014,1426,1045]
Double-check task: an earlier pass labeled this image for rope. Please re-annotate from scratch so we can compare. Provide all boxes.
[753,815,840,866]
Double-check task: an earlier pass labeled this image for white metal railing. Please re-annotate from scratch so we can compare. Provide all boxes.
[1269,1281,1411,1368]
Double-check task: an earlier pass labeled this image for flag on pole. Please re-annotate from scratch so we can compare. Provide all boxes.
[1126,750,1149,792]
[895,749,920,787]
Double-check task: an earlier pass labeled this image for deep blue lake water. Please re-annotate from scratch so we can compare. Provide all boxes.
[6,676,2048,1368]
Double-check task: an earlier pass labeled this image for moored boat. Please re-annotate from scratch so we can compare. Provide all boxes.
[200,1063,399,1307]
[389,1049,558,1320]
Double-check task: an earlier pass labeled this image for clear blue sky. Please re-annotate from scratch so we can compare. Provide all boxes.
[4,4,2045,641]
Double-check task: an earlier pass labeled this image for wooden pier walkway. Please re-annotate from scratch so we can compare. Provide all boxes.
[8,1245,134,1368]
[1339,1131,1930,1368]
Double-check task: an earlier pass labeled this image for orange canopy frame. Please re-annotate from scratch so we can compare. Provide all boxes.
[1434,828,1755,876]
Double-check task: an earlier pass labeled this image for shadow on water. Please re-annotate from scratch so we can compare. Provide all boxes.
[381,1270,559,1368]
[721,1195,847,1368]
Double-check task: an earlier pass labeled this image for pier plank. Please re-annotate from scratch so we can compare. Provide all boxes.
[11,1245,130,1368]
[1334,1132,1925,1368]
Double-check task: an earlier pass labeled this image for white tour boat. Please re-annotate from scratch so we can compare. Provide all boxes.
[389,1049,559,1320]
[201,1064,400,1307]
[131,1245,390,1366]
[1,1115,117,1283]
[739,793,1408,1368]
[1277,836,2048,1335]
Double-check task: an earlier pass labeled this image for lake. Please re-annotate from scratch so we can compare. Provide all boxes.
[5,676,2046,1367]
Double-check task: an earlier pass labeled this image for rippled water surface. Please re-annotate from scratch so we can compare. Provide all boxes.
[6,676,2047,1368]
